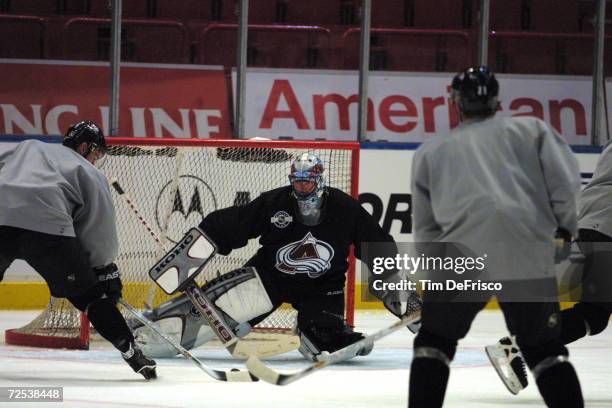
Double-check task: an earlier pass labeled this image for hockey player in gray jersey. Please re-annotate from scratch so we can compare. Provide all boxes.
[408,67,583,407]
[488,138,612,395]
[0,121,157,380]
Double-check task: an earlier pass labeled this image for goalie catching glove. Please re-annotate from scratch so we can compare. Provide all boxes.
[131,267,273,357]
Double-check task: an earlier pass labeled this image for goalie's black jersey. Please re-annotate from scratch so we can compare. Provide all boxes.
[199,186,393,299]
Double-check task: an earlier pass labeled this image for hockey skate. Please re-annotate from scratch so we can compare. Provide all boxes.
[122,342,158,380]
[485,336,528,395]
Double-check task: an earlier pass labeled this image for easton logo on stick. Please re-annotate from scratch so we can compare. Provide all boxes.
[275,232,334,278]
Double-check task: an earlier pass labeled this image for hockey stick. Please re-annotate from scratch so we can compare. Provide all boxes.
[118,298,258,382]
[246,313,420,386]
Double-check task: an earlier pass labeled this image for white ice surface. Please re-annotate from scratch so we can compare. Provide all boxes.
[0,310,610,408]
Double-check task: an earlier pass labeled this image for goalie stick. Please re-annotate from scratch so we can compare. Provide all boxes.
[246,313,420,386]
[118,298,258,382]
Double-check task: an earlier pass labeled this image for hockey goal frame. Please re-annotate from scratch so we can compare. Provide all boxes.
[5,138,360,350]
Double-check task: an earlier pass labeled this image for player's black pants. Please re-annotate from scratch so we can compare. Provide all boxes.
[0,226,134,351]
[419,278,565,362]
[0,226,98,297]
[409,278,582,408]
[560,229,612,344]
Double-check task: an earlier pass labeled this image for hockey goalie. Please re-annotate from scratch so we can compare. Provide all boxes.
[132,153,421,361]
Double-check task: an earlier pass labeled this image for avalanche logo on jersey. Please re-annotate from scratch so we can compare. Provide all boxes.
[275,232,334,278]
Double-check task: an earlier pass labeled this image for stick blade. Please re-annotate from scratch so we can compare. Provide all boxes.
[225,368,260,383]
[232,335,300,360]
[246,356,283,385]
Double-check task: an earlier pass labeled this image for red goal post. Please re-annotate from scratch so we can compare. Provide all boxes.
[5,138,360,350]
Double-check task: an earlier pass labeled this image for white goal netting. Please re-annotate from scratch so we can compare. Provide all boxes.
[5,139,359,349]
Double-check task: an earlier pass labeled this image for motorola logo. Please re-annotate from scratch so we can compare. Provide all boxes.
[155,175,217,244]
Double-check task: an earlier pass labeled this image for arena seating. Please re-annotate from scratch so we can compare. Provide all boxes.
[62,17,189,63]
[0,0,608,75]
[197,23,332,68]
[342,27,472,72]
[0,15,45,58]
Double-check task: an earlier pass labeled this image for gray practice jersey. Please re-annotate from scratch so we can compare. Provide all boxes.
[0,140,118,267]
[411,116,580,280]
[578,139,612,238]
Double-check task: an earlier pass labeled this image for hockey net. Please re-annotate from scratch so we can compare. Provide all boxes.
[5,138,359,350]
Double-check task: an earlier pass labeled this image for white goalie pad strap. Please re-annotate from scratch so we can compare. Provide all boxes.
[212,268,274,324]
[149,227,217,294]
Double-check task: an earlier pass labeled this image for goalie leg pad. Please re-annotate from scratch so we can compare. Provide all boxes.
[133,267,273,357]
[206,267,273,324]
[131,295,217,357]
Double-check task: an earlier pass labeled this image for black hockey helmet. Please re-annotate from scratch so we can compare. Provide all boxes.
[451,66,499,117]
[63,120,107,156]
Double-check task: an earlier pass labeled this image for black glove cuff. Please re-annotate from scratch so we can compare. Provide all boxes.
[94,263,120,282]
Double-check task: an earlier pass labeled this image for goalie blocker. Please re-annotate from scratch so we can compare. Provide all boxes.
[148,227,216,295]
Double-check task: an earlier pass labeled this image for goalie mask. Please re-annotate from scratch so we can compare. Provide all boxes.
[63,120,107,162]
[289,153,326,226]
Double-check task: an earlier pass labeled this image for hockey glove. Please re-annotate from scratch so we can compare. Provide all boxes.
[554,228,572,264]
[94,263,123,301]
[382,290,422,333]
